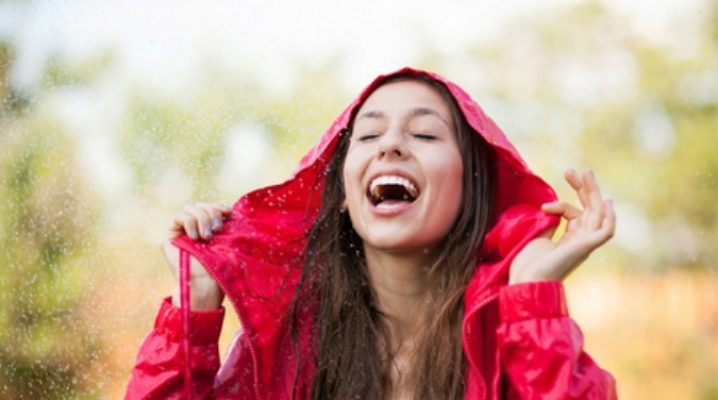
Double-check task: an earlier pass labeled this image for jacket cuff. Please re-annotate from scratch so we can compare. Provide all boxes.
[499,280,568,323]
[154,297,225,345]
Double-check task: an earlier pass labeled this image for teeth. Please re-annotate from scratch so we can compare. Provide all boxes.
[369,175,419,198]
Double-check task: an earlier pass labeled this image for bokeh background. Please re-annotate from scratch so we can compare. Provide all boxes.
[0,0,716,398]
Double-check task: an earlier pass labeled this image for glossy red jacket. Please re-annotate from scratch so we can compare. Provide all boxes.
[125,67,617,399]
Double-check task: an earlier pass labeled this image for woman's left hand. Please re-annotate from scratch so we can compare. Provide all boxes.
[509,168,616,285]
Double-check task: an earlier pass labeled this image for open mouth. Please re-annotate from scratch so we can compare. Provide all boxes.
[367,175,420,206]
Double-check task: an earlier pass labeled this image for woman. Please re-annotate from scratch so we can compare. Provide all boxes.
[126,67,617,399]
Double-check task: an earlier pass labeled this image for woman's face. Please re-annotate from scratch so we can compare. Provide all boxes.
[342,79,464,255]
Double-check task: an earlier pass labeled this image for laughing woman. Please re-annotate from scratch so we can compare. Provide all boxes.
[126,68,617,399]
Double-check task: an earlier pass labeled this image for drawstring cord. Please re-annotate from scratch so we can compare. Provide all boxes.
[180,248,194,400]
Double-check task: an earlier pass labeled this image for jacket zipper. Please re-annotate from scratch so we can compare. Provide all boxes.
[175,241,264,400]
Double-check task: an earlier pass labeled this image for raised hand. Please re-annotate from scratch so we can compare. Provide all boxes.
[162,202,232,309]
[509,169,616,284]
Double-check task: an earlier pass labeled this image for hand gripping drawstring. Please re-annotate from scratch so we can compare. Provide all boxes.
[180,248,194,400]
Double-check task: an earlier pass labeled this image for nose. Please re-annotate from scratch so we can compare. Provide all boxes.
[377,129,407,159]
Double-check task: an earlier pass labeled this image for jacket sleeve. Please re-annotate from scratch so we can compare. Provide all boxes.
[125,297,225,400]
[496,281,617,400]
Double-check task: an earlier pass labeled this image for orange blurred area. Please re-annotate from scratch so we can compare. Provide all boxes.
[1,1,716,398]
[99,263,717,399]
[566,268,718,399]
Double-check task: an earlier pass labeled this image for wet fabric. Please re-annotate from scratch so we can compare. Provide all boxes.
[125,67,617,399]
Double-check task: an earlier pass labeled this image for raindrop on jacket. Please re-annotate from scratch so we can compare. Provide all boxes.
[125,67,617,400]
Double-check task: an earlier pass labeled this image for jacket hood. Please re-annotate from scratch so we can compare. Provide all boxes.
[170,66,559,371]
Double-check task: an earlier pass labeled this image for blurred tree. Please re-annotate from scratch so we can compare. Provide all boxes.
[120,60,348,201]
[0,2,714,398]
[0,41,102,399]
[455,2,717,270]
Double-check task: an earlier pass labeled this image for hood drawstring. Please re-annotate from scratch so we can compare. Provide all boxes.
[180,248,194,399]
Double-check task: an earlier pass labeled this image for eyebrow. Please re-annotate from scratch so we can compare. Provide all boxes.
[356,107,452,129]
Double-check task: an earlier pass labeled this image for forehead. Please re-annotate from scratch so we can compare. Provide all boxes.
[355,79,453,120]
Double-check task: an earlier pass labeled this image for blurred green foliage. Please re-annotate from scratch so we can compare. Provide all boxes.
[455,2,717,270]
[0,2,715,399]
[120,62,349,201]
[1,44,102,397]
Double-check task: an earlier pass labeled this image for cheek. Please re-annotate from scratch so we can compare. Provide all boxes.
[433,152,464,216]
[447,170,464,216]
[341,153,363,205]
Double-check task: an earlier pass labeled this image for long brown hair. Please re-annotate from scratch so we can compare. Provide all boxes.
[290,74,496,399]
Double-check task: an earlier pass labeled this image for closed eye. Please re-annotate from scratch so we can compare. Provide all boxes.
[357,133,380,142]
[413,133,437,140]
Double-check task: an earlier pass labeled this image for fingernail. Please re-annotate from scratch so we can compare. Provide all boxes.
[190,228,199,239]
[211,217,222,230]
[203,227,213,238]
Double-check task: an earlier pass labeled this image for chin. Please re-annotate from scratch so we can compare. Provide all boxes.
[361,230,441,255]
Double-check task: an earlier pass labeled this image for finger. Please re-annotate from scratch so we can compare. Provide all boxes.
[583,170,605,229]
[216,202,233,222]
[168,214,185,236]
[196,203,224,231]
[193,205,215,239]
[596,198,616,243]
[175,211,199,240]
[583,169,603,207]
[564,168,591,209]
[184,204,214,240]
[583,169,604,209]
[542,201,583,220]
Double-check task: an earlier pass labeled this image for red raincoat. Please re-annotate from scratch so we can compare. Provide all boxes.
[125,67,617,399]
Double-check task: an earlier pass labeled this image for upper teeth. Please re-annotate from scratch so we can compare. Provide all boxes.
[369,175,419,198]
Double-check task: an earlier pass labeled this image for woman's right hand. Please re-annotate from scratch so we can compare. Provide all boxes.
[161,202,232,310]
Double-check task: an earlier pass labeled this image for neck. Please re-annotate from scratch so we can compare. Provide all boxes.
[364,246,434,345]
